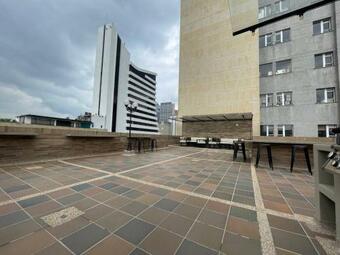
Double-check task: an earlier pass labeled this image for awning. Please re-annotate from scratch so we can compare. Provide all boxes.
[180,113,253,123]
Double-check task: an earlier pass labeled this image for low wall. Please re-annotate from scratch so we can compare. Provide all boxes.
[0,124,180,165]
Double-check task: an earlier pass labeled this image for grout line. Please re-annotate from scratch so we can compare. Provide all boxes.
[251,164,276,255]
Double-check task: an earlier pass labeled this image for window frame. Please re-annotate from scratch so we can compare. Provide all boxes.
[261,125,274,137]
[316,87,336,104]
[315,52,334,68]
[275,59,292,75]
[318,124,337,137]
[278,124,294,137]
[258,5,272,19]
[260,63,273,77]
[260,33,273,48]
[313,17,332,35]
[260,93,274,107]
[275,28,290,44]
[275,0,289,14]
[276,91,293,106]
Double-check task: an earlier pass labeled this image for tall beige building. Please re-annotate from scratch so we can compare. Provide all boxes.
[178,0,260,137]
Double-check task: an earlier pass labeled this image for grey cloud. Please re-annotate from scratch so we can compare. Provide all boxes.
[0,0,179,118]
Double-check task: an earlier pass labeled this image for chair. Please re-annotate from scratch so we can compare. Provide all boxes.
[290,145,312,175]
[233,140,247,162]
[255,143,274,170]
[209,138,221,148]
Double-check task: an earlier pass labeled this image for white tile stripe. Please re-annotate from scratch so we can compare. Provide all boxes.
[250,164,276,255]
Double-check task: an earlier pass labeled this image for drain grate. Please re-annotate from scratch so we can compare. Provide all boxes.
[41,206,84,227]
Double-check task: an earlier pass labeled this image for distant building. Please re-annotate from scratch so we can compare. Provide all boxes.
[159,102,175,123]
[77,112,92,122]
[18,114,92,128]
[92,24,159,134]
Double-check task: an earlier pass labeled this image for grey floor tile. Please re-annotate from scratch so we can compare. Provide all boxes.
[61,223,109,254]
[154,199,179,212]
[18,195,50,208]
[71,183,92,192]
[115,218,155,245]
[0,210,29,228]
[176,239,217,255]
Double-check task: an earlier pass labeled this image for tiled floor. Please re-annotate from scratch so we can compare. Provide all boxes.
[0,146,336,255]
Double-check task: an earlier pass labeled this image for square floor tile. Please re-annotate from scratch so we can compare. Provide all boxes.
[187,222,223,251]
[35,242,72,255]
[84,204,112,221]
[61,223,109,254]
[0,210,29,228]
[198,209,227,229]
[99,182,119,190]
[154,199,179,212]
[271,228,318,255]
[221,231,262,255]
[18,195,50,208]
[230,206,257,222]
[58,193,85,206]
[140,227,182,255]
[96,211,132,232]
[123,190,144,199]
[85,234,134,255]
[267,214,305,235]
[129,248,149,255]
[115,218,155,245]
[173,203,201,220]
[227,216,260,240]
[71,183,92,192]
[161,213,194,237]
[138,206,170,225]
[120,201,148,216]
[150,188,169,196]
[176,239,217,255]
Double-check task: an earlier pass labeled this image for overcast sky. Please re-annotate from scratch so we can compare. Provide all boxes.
[0,0,180,119]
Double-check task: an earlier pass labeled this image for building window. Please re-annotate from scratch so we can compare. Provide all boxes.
[315,52,334,68]
[260,63,273,77]
[313,18,332,35]
[277,92,293,106]
[275,28,290,44]
[261,125,274,136]
[318,125,337,137]
[316,87,336,103]
[260,33,273,48]
[276,59,291,74]
[278,125,293,137]
[261,94,274,107]
[274,0,289,13]
[258,5,272,19]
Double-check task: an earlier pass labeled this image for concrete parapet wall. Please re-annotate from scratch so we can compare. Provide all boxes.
[0,124,179,165]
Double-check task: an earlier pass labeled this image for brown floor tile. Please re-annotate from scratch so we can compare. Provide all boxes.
[136,193,161,205]
[0,203,20,216]
[96,210,132,232]
[140,227,182,255]
[120,201,148,216]
[84,204,113,221]
[86,234,134,255]
[267,214,305,235]
[0,229,55,255]
[183,196,207,208]
[26,200,63,217]
[72,198,98,211]
[0,219,41,246]
[139,206,170,225]
[263,200,293,214]
[161,213,194,237]
[187,222,223,251]
[104,196,132,209]
[35,242,72,255]
[221,231,262,255]
[48,189,75,199]
[47,216,90,239]
[205,200,230,214]
[173,203,201,220]
[226,216,260,240]
[198,208,227,229]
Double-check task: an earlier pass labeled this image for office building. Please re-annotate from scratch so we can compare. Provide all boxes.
[18,114,92,128]
[178,0,260,138]
[92,24,159,134]
[258,0,339,137]
[159,102,176,123]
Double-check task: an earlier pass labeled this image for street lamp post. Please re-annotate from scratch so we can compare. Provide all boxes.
[124,100,138,151]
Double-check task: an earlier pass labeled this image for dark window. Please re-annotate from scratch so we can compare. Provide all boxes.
[260,33,273,48]
[278,125,293,137]
[315,52,333,68]
[260,125,274,136]
[277,92,292,106]
[275,28,290,44]
[318,124,336,137]
[276,59,291,74]
[260,63,273,77]
[313,18,332,35]
[316,87,336,103]
[260,94,273,107]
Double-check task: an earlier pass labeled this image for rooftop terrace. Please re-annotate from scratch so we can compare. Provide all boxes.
[0,146,336,255]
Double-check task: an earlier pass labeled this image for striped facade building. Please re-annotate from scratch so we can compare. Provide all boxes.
[92,24,159,134]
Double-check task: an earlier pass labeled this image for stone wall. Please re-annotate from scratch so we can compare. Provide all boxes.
[0,124,179,165]
[182,120,252,139]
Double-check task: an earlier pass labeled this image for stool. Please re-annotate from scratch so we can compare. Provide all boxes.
[255,144,274,170]
[290,145,312,175]
[233,141,246,162]
[151,139,158,151]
